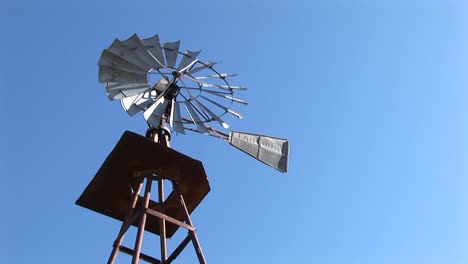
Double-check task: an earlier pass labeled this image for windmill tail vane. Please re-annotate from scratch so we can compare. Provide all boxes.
[98,33,289,172]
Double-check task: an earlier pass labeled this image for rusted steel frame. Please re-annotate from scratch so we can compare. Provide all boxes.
[114,212,140,244]
[165,234,191,264]
[134,169,162,180]
[132,177,153,264]
[145,208,195,231]
[158,178,167,262]
[114,186,144,240]
[108,180,143,264]
[119,245,161,264]
[179,194,207,264]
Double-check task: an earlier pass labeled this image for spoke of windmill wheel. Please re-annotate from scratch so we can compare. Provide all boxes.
[183,75,228,91]
[183,101,210,133]
[106,39,152,71]
[187,61,217,75]
[205,83,246,90]
[194,73,238,79]
[198,88,232,94]
[179,86,205,91]
[121,34,161,69]
[170,101,185,134]
[184,75,246,91]
[178,50,201,72]
[147,71,171,75]
[200,95,243,119]
[141,34,166,67]
[143,96,170,128]
[193,98,230,128]
[181,117,229,140]
[177,76,211,122]
[203,90,248,105]
[163,41,180,68]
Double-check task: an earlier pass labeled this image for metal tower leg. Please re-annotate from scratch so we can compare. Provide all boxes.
[132,177,153,264]
[108,180,143,264]
[158,178,167,262]
[105,175,208,264]
[179,193,207,264]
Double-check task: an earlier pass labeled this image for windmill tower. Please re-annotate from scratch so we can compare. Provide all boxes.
[76,34,290,263]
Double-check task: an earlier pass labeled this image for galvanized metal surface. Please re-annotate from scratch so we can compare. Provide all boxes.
[229,131,290,173]
[143,96,170,127]
[98,34,244,136]
[97,34,292,173]
[163,41,180,68]
[140,34,166,67]
[178,50,201,71]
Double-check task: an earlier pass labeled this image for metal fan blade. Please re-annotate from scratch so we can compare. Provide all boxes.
[229,131,289,173]
[98,50,147,75]
[106,39,152,71]
[178,50,201,72]
[184,75,246,91]
[141,34,166,67]
[181,117,229,140]
[200,95,243,118]
[99,66,147,83]
[195,73,238,79]
[221,85,246,90]
[201,82,246,91]
[106,82,150,99]
[121,34,162,69]
[193,98,229,129]
[143,96,170,128]
[170,101,185,134]
[203,90,248,105]
[187,61,217,75]
[183,101,210,133]
[121,94,140,116]
[152,77,169,93]
[121,91,156,116]
[163,41,180,68]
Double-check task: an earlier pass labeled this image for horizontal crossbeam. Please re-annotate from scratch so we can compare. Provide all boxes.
[146,208,195,232]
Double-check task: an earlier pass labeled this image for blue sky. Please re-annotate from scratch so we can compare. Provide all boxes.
[2,1,468,263]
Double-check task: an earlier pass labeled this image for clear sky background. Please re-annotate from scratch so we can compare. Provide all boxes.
[2,0,468,263]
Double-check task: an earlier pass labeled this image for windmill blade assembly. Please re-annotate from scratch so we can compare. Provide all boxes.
[98,33,290,172]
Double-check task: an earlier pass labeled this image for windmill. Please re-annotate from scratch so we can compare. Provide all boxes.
[76,34,290,263]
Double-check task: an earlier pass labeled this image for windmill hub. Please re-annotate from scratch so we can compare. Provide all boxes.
[171,70,182,78]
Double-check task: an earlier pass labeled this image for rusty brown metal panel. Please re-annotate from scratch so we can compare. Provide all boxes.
[75,130,210,238]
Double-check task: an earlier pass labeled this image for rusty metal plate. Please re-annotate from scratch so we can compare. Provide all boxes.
[76,131,210,238]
